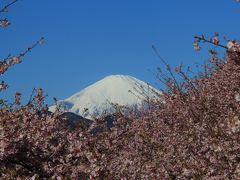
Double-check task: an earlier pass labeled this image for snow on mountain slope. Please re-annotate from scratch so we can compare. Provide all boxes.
[49,75,161,119]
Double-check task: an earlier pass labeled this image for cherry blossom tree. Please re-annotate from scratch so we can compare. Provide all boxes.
[1,0,240,179]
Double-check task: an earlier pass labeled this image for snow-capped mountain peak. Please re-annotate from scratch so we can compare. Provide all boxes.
[49,75,161,119]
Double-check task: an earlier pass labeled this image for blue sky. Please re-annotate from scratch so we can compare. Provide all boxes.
[1,0,240,104]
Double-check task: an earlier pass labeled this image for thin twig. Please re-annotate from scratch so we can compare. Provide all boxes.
[0,0,18,14]
[19,37,44,58]
[27,88,36,105]
[152,45,182,93]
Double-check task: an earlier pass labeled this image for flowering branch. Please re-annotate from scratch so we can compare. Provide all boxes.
[194,34,228,50]
[0,37,44,94]
[0,37,44,76]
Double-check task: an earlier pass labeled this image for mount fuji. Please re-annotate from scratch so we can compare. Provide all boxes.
[49,75,161,119]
